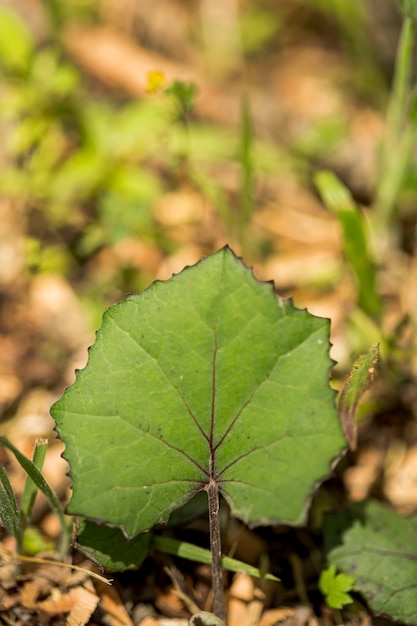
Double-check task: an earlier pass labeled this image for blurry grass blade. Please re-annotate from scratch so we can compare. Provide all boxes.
[399,1,417,20]
[387,16,414,139]
[240,97,255,233]
[0,437,69,556]
[339,344,380,450]
[0,464,21,540]
[153,536,279,581]
[20,438,48,525]
[375,16,416,226]
[314,170,382,320]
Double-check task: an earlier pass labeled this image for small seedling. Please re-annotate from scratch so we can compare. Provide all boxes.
[52,247,346,620]
[319,565,355,610]
[0,437,69,557]
[0,437,110,585]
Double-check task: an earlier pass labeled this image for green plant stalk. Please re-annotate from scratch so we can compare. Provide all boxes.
[399,0,417,24]
[152,535,279,580]
[205,480,225,622]
[376,115,417,228]
[375,16,415,227]
[20,438,48,528]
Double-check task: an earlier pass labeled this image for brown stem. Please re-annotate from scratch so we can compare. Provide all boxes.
[205,479,225,622]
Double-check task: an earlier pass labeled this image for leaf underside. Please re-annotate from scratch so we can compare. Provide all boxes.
[52,247,346,538]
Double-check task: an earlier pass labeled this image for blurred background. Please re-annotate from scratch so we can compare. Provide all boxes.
[2,0,417,566]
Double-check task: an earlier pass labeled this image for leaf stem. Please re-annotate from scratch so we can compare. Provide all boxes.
[205,480,225,622]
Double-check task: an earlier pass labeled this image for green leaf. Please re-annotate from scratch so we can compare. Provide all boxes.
[76,518,152,572]
[338,344,379,450]
[324,500,417,624]
[319,565,354,609]
[52,247,346,539]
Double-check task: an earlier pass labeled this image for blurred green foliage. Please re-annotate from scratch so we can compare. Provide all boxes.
[0,0,417,371]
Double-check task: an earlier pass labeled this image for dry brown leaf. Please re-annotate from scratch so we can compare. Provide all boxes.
[154,189,206,227]
[155,586,189,618]
[384,444,417,513]
[227,573,265,626]
[29,274,90,353]
[258,607,296,626]
[95,579,135,626]
[21,577,100,624]
[140,618,164,626]
[343,447,385,502]
[112,238,163,274]
[21,579,51,609]
[66,585,100,626]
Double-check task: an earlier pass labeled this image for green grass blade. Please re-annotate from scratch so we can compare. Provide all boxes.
[0,463,21,542]
[20,438,48,525]
[239,97,255,234]
[0,437,69,557]
[153,535,279,581]
[375,16,416,226]
[314,170,382,321]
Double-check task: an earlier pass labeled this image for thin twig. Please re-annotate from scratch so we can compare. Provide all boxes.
[0,546,112,585]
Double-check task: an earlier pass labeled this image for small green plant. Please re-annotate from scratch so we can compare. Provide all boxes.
[319,565,355,610]
[0,437,69,557]
[51,246,347,620]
